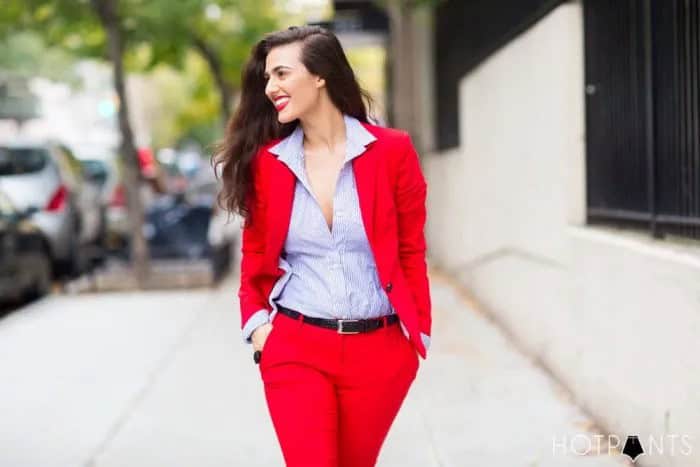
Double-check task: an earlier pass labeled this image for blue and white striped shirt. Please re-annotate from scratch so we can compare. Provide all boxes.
[242,114,430,352]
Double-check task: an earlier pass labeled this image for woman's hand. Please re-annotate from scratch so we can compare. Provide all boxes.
[251,322,274,352]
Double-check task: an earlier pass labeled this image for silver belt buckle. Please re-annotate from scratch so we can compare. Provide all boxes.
[337,319,360,334]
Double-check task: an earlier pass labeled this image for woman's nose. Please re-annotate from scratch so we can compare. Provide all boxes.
[265,78,278,97]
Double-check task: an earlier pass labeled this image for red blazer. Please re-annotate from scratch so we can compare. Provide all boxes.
[238,121,432,359]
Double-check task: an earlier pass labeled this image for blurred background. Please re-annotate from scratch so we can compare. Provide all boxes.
[1,1,699,466]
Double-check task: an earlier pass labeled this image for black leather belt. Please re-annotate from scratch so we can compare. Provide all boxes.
[276,305,399,334]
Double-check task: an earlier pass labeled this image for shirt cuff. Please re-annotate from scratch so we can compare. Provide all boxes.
[242,308,270,344]
[420,332,431,352]
[399,322,431,352]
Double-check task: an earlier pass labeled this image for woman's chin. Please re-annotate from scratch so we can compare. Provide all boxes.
[276,109,296,124]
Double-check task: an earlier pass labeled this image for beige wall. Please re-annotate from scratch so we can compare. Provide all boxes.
[423,2,700,465]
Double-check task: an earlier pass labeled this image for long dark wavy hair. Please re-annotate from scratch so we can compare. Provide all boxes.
[212,25,376,228]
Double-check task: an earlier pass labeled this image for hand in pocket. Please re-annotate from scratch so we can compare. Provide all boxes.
[252,323,274,352]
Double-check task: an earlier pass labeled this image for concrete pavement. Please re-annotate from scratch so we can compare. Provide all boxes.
[0,268,630,466]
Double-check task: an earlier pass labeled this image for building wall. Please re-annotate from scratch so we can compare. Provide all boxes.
[423,2,700,465]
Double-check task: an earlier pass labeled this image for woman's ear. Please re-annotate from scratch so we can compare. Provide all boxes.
[316,77,326,88]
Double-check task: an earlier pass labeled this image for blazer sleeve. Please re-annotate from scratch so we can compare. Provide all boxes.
[394,132,432,340]
[238,151,272,342]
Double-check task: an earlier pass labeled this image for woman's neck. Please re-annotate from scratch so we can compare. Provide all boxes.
[299,103,346,154]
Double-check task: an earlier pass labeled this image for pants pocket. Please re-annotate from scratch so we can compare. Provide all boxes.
[259,325,280,370]
[391,325,419,378]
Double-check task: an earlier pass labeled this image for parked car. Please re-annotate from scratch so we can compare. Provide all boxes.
[142,187,236,279]
[0,141,106,276]
[144,194,212,260]
[0,189,52,303]
[75,151,127,251]
[185,161,240,254]
[80,158,110,189]
[74,145,165,253]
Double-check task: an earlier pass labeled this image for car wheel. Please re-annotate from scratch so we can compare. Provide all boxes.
[67,240,88,278]
[88,208,108,267]
[58,220,86,278]
[95,207,108,249]
[26,248,53,300]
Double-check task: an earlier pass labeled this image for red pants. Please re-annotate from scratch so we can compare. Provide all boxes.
[258,310,420,467]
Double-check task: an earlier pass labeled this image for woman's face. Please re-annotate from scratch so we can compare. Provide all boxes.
[264,41,325,124]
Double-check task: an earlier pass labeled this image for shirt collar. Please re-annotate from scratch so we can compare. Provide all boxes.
[268,114,377,167]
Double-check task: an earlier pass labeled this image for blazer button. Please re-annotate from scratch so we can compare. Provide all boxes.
[385,282,393,292]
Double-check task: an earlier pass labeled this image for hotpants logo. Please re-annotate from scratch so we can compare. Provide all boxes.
[552,433,693,462]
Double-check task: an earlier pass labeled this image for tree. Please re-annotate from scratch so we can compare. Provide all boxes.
[0,32,79,84]
[91,0,150,282]
[376,0,443,153]
[129,0,278,123]
[0,0,151,283]
[0,0,282,284]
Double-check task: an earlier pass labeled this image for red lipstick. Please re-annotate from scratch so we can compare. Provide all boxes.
[274,96,289,112]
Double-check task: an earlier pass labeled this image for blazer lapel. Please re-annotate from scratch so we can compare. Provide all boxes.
[265,158,295,268]
[264,118,379,270]
[352,142,377,244]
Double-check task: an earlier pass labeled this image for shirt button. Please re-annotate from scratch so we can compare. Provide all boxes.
[385,282,393,292]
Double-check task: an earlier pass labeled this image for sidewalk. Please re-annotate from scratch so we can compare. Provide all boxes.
[0,268,631,466]
[379,269,631,466]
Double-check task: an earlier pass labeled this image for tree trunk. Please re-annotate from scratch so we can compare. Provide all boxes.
[387,1,417,141]
[387,1,429,154]
[91,0,150,284]
[192,35,234,124]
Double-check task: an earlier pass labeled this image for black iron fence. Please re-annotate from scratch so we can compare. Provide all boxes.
[584,0,700,241]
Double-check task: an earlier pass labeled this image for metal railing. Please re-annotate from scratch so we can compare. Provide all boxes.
[584,0,700,241]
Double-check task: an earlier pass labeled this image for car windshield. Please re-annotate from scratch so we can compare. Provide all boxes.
[81,159,107,174]
[0,147,48,175]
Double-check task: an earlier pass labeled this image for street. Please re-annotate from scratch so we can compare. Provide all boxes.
[0,269,630,467]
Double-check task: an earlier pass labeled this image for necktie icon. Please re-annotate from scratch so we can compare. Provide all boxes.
[622,435,645,462]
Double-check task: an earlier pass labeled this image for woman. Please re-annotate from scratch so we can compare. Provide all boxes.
[214,25,432,467]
